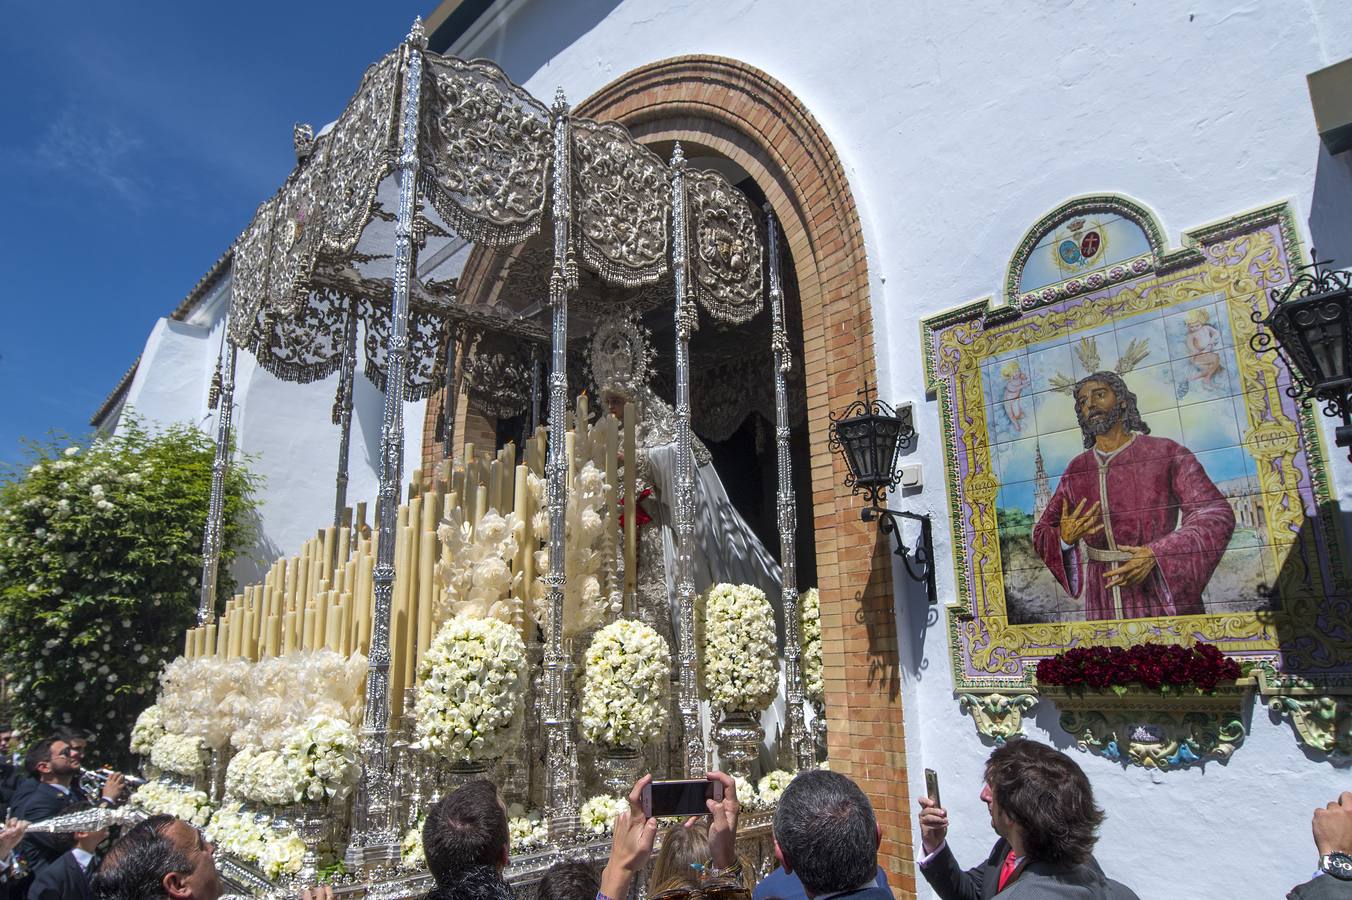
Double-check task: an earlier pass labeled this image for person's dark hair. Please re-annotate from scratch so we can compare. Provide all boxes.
[772,770,877,896]
[46,798,92,854]
[536,859,600,900]
[423,780,509,884]
[90,814,193,900]
[984,738,1104,867]
[1073,371,1150,448]
[0,722,12,732]
[55,727,90,743]
[24,737,59,777]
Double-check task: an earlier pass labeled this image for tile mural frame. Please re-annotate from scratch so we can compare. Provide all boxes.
[922,196,1352,765]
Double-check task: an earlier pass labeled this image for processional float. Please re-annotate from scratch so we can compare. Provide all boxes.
[184,17,817,893]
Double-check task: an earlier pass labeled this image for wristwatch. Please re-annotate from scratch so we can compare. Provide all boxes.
[1320,852,1352,880]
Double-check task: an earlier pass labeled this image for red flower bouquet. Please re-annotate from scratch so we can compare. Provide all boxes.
[1035,642,1242,695]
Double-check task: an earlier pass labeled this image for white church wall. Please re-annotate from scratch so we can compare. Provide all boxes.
[452,1,1352,896]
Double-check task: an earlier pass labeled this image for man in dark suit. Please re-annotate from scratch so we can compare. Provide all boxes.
[25,801,105,900]
[11,740,120,879]
[770,770,892,900]
[0,726,23,809]
[1289,791,1352,899]
[916,739,1137,899]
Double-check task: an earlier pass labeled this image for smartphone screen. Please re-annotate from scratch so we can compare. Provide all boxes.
[649,779,715,817]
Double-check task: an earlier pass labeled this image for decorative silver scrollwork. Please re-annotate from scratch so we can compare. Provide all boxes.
[571,119,671,287]
[464,345,534,420]
[321,51,401,257]
[228,197,279,347]
[252,288,352,384]
[686,168,763,324]
[419,55,552,247]
[359,298,452,401]
[265,139,330,321]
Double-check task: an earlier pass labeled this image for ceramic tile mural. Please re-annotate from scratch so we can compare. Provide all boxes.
[923,198,1349,690]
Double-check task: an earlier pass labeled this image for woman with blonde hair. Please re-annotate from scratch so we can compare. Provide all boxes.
[650,820,753,900]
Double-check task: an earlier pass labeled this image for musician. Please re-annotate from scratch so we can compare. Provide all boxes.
[11,740,120,878]
[25,800,104,900]
[0,726,22,808]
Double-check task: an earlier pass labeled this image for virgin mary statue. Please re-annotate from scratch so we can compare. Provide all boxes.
[589,317,787,768]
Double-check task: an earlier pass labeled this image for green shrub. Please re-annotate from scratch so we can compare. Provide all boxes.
[0,417,259,768]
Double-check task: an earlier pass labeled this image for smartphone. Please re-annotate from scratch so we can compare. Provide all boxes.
[641,779,725,817]
[924,768,941,808]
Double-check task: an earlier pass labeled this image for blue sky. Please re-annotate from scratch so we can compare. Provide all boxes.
[0,2,434,466]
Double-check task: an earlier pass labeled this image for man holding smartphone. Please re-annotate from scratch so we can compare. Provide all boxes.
[915,740,1136,899]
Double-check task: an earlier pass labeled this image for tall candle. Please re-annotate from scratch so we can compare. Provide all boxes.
[265,615,280,657]
[623,400,637,610]
[282,612,297,655]
[418,529,436,666]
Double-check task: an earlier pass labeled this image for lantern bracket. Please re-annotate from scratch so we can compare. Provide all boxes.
[828,383,936,603]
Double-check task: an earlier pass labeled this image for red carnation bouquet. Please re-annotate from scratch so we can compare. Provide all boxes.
[1035,642,1242,695]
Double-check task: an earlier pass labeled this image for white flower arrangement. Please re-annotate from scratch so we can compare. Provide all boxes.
[413,615,527,762]
[149,732,206,778]
[701,583,778,714]
[129,704,166,755]
[579,794,628,835]
[280,714,359,804]
[733,776,760,810]
[508,812,548,852]
[757,770,795,808]
[158,656,251,750]
[800,588,823,702]
[129,780,215,827]
[401,823,426,869]
[529,462,616,638]
[580,619,670,749]
[224,748,295,807]
[259,831,306,880]
[436,508,526,631]
[205,803,271,863]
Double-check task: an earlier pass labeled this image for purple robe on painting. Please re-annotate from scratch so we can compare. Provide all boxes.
[1032,433,1235,619]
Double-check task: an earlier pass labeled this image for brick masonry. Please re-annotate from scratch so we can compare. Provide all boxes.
[422,55,916,896]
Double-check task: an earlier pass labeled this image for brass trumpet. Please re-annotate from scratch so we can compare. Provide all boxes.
[77,768,144,801]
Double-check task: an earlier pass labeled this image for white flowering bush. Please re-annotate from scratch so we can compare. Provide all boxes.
[800,588,823,702]
[580,619,670,749]
[224,748,295,807]
[529,461,615,637]
[436,508,526,631]
[509,811,548,852]
[413,615,528,761]
[281,714,359,804]
[149,733,206,779]
[579,794,628,835]
[757,770,794,807]
[130,704,166,755]
[701,583,778,714]
[130,779,215,827]
[401,823,426,869]
[0,420,259,768]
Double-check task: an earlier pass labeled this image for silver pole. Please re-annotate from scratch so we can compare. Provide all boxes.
[765,208,813,771]
[197,337,237,625]
[669,144,706,777]
[543,88,580,837]
[348,20,424,869]
[333,302,359,528]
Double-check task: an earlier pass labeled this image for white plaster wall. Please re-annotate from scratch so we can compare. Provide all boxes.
[450,1,1352,896]
[117,270,426,580]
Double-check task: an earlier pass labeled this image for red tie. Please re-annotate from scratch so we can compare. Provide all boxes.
[996,850,1019,892]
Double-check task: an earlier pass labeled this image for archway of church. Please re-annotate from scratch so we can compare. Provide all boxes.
[419,55,915,893]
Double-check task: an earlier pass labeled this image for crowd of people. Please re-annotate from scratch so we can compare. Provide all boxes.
[0,722,1346,900]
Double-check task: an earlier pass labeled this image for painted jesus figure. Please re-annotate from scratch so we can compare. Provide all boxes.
[1031,371,1235,620]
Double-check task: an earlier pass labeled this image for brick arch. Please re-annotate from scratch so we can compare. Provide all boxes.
[421,55,915,894]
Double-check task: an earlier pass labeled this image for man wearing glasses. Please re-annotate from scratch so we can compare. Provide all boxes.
[9,738,122,878]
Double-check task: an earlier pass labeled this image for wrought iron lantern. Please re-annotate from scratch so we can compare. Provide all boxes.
[828,383,935,602]
[1251,253,1352,462]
